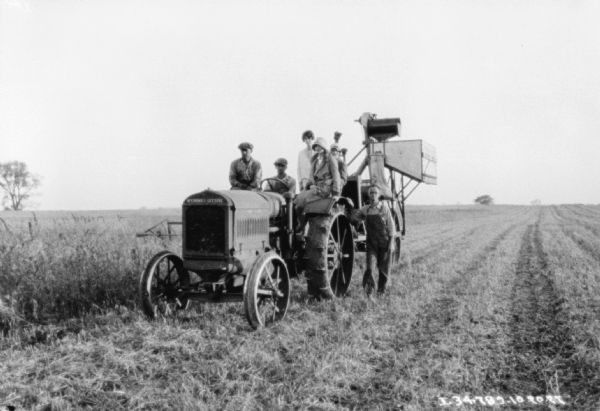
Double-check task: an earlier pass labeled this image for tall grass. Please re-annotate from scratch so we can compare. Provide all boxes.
[0,211,178,323]
[0,206,512,323]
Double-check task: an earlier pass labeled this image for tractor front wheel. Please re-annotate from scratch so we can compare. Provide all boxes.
[243,252,290,329]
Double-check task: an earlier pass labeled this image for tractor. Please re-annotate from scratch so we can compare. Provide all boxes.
[138,113,436,329]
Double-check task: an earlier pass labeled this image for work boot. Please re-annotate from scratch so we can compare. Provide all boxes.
[317,287,334,300]
[362,270,375,296]
[307,282,319,299]
[306,281,320,300]
[313,270,334,301]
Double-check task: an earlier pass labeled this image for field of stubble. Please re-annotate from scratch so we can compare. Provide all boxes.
[1,205,599,410]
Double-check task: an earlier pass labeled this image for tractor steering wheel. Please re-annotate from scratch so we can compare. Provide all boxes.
[260,177,290,192]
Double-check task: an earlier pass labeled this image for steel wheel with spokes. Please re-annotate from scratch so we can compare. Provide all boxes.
[139,250,190,319]
[244,252,290,329]
[392,236,402,265]
[391,210,402,265]
[306,212,355,297]
[326,212,355,296]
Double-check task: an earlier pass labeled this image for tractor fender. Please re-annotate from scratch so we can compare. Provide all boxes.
[304,197,354,216]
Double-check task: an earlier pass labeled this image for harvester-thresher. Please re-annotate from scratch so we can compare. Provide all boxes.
[138,113,436,329]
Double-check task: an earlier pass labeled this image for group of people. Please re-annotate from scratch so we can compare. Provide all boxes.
[227,130,394,298]
[228,130,347,198]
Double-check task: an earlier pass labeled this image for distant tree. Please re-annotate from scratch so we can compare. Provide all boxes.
[531,199,542,206]
[474,194,494,206]
[0,161,41,211]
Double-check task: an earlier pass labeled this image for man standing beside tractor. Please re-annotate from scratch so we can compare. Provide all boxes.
[353,185,396,296]
[229,142,262,191]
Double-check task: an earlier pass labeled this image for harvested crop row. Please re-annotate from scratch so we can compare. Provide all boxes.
[401,207,528,269]
[548,207,600,266]
[407,231,528,404]
[367,208,537,408]
[566,204,600,220]
[411,222,520,344]
[507,216,572,393]
[538,206,600,408]
[496,209,599,409]
[551,205,600,237]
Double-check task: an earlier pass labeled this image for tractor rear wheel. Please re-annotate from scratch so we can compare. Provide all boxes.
[392,236,401,265]
[391,209,402,265]
[306,211,354,297]
[139,251,190,319]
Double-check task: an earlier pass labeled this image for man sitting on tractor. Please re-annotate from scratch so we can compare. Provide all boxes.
[229,142,262,191]
[353,184,396,296]
[265,158,296,195]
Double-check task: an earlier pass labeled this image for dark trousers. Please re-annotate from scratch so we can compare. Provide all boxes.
[364,245,391,293]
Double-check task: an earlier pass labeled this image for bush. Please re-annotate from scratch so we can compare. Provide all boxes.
[474,194,494,205]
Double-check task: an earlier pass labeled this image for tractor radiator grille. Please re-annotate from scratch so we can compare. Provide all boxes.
[185,206,226,255]
[236,217,269,238]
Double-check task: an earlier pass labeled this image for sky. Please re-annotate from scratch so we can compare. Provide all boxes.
[1,0,600,210]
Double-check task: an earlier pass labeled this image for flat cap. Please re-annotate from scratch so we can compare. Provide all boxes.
[274,158,288,166]
[330,143,340,152]
[238,142,253,151]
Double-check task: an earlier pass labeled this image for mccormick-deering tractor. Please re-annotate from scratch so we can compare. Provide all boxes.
[138,112,436,329]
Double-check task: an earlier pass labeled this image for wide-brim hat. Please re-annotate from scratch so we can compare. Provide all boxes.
[238,142,253,151]
[312,137,328,151]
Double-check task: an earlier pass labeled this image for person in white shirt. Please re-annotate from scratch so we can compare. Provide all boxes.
[297,130,314,191]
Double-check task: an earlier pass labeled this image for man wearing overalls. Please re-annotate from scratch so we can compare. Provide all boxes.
[355,185,396,296]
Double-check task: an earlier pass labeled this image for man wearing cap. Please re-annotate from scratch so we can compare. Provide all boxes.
[265,158,296,195]
[229,142,262,191]
[330,143,348,188]
[352,184,396,296]
[297,130,315,191]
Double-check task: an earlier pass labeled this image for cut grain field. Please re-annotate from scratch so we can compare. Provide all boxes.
[1,205,599,410]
